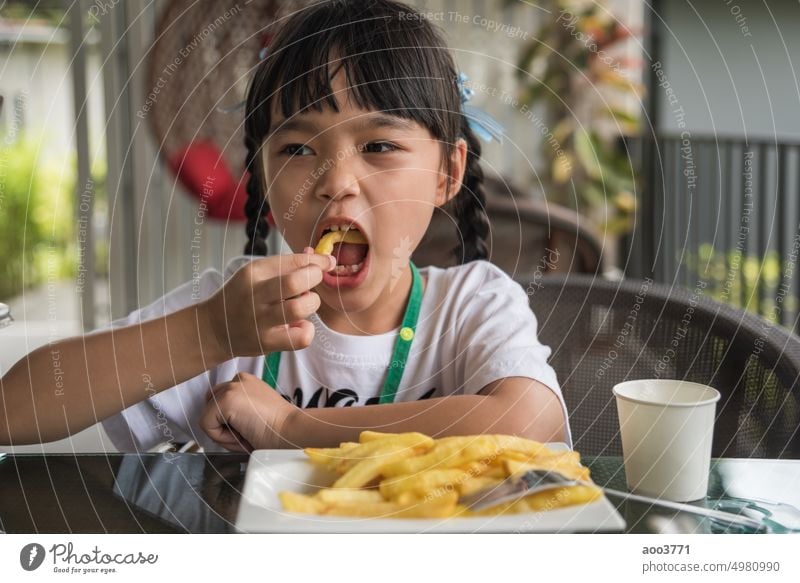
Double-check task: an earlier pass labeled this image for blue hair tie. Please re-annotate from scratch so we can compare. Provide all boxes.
[456,72,506,145]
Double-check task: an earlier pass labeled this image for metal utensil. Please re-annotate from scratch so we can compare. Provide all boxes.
[0,303,13,329]
[460,469,769,532]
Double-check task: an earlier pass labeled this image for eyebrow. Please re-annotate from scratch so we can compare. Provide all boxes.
[266,113,417,141]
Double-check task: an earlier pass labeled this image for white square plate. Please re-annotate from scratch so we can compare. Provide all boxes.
[235,444,626,533]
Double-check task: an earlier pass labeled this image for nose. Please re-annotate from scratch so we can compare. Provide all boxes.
[313,151,361,202]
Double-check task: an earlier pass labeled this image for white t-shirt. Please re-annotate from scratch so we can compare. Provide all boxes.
[99,256,572,452]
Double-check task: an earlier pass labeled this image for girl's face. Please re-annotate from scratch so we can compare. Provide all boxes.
[263,70,467,314]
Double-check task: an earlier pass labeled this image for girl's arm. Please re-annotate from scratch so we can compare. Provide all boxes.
[288,377,567,446]
[0,253,336,445]
[0,303,226,445]
[201,373,567,450]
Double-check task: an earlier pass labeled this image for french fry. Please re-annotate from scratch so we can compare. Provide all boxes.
[458,476,504,497]
[279,491,327,514]
[391,492,460,518]
[314,230,367,255]
[503,456,591,482]
[336,432,434,473]
[304,442,361,470]
[358,431,404,443]
[323,492,460,519]
[332,443,423,488]
[379,468,466,500]
[523,486,602,510]
[383,435,546,477]
[473,486,603,516]
[315,488,385,505]
[393,491,421,505]
[322,501,400,518]
[472,464,506,479]
[279,431,600,520]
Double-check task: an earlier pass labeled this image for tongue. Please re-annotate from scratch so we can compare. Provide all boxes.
[332,242,368,266]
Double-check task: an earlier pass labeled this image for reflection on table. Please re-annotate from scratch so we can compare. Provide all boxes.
[0,453,798,533]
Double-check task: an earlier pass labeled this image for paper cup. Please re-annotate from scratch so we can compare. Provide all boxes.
[613,379,720,502]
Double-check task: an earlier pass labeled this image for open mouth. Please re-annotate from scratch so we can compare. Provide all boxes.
[315,223,370,286]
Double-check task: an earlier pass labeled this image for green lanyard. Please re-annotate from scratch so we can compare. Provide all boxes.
[261,261,423,405]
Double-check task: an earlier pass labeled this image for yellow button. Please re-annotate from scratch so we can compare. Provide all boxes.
[400,327,415,341]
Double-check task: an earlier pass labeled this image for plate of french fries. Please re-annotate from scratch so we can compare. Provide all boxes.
[235,431,625,533]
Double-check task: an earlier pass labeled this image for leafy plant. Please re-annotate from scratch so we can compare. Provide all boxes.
[0,138,42,298]
[0,137,80,300]
[513,0,642,235]
[684,243,797,326]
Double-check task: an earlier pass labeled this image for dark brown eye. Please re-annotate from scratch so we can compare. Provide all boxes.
[361,142,398,154]
[281,144,313,157]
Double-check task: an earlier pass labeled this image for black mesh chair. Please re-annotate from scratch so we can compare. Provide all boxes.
[413,175,607,275]
[522,274,800,459]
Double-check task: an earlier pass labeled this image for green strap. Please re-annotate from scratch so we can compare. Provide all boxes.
[261,262,423,404]
[263,351,281,389]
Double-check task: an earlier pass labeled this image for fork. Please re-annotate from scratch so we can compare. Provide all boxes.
[459,469,769,532]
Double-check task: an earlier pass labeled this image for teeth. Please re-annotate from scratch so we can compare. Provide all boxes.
[330,261,365,276]
[323,224,360,235]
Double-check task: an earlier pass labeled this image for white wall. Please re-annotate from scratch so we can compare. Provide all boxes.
[658,0,800,139]
[0,34,105,166]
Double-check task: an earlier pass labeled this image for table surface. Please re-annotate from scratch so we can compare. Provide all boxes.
[1,452,799,533]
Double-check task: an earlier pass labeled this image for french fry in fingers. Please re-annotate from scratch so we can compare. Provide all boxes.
[314,230,367,256]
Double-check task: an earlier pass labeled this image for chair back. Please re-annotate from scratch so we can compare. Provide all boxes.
[413,175,606,276]
[526,274,800,459]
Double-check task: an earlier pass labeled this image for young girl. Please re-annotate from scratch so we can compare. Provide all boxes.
[0,0,570,453]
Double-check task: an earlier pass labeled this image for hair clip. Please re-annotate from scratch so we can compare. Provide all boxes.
[455,72,505,145]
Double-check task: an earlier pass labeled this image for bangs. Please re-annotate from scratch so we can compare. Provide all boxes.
[246,1,462,146]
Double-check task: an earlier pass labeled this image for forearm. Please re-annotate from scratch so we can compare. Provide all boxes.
[0,302,226,444]
[282,380,567,448]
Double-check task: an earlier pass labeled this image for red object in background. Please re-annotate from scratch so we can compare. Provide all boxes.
[148,1,282,223]
[168,140,248,221]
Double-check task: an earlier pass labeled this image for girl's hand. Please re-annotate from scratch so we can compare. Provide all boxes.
[201,250,335,359]
[200,371,299,451]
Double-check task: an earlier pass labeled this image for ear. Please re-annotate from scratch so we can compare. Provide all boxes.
[435,138,468,207]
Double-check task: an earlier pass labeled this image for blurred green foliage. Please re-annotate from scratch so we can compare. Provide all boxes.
[514,0,641,235]
[685,243,797,325]
[0,137,107,300]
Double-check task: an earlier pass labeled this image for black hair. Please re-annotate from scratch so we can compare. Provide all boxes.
[243,0,489,263]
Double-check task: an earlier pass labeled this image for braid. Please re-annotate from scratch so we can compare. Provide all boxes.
[451,123,490,263]
[243,132,270,256]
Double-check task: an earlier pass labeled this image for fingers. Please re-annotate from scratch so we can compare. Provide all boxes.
[260,319,316,353]
[230,371,259,383]
[201,386,255,452]
[258,265,327,304]
[219,424,255,453]
[246,252,336,282]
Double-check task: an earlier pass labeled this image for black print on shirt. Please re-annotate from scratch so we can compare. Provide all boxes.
[279,386,437,408]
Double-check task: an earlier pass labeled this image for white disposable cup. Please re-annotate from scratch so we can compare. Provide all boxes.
[613,379,721,502]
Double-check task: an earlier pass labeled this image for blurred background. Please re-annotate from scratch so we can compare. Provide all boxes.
[2,0,800,450]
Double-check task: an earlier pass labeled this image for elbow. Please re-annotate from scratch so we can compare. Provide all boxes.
[0,374,19,445]
[483,378,568,444]
[0,364,58,445]
[0,402,29,445]
[498,405,566,444]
